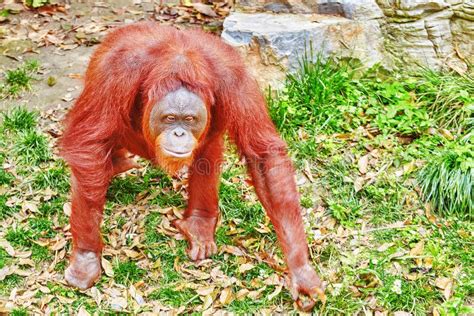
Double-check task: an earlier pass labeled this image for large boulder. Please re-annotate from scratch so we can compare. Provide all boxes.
[224,0,473,88]
[222,13,386,88]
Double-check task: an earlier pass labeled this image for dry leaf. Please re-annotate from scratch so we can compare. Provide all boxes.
[409,241,424,256]
[193,3,217,17]
[238,263,255,274]
[358,154,369,174]
[219,287,234,305]
[77,306,91,316]
[130,285,145,305]
[63,202,72,217]
[0,240,15,256]
[377,243,394,252]
[101,257,114,277]
[90,287,102,305]
[221,245,244,256]
[51,239,67,251]
[22,202,39,213]
[235,288,249,300]
[196,286,215,296]
[0,267,13,281]
[110,297,127,311]
[267,285,282,300]
[354,176,365,192]
[435,277,453,299]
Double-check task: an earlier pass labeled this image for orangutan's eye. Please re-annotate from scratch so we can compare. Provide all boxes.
[184,116,195,122]
[165,115,176,122]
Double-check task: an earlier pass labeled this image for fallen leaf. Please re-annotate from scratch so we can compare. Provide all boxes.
[77,306,90,316]
[0,267,13,281]
[193,3,217,17]
[377,243,394,252]
[129,285,145,305]
[51,239,67,251]
[101,257,114,277]
[219,287,234,305]
[0,240,15,256]
[221,245,244,256]
[435,277,453,299]
[267,285,282,300]
[409,241,424,256]
[90,287,102,305]
[235,288,249,301]
[22,202,39,213]
[63,202,72,217]
[354,176,365,192]
[196,286,215,296]
[110,297,127,311]
[238,263,255,274]
[200,294,214,311]
[358,154,369,174]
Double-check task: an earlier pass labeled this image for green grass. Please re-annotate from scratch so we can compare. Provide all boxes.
[33,163,70,193]
[1,60,40,98]
[1,58,473,314]
[24,0,50,8]
[419,141,473,219]
[148,286,199,307]
[2,107,37,132]
[13,130,50,165]
[416,69,474,131]
[113,260,146,285]
[0,194,18,219]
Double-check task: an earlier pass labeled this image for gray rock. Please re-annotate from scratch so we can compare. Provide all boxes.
[316,0,384,20]
[226,0,473,87]
[222,13,386,87]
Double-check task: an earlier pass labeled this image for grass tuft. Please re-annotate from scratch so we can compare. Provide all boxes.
[2,107,37,132]
[416,69,474,131]
[418,141,473,219]
[13,130,50,165]
[113,260,146,285]
[1,60,40,98]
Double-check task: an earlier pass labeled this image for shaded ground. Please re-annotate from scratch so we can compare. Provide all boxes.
[0,45,92,112]
[0,0,230,111]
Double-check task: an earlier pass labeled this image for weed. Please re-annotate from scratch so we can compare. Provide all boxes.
[1,60,40,98]
[113,260,145,285]
[0,194,18,219]
[24,0,50,8]
[13,130,50,165]
[149,286,199,307]
[33,164,69,193]
[1,107,37,132]
[0,169,14,185]
[419,141,473,219]
[416,69,474,131]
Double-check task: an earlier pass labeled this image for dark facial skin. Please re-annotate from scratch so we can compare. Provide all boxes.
[149,88,208,158]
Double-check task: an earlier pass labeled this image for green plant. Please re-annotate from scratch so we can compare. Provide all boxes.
[1,60,40,98]
[113,260,145,285]
[0,169,14,186]
[23,0,50,8]
[2,107,37,132]
[419,141,473,219]
[33,165,69,193]
[416,69,474,131]
[0,194,17,219]
[14,130,50,165]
